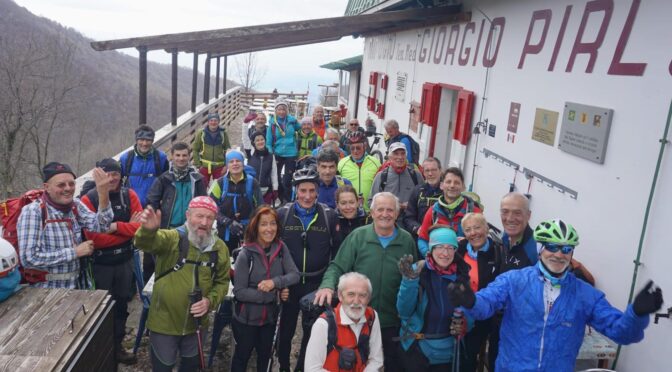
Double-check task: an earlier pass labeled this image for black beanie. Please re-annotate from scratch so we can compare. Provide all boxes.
[43,162,76,182]
[96,158,122,173]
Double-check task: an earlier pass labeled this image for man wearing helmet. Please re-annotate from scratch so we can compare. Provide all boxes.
[447,219,664,372]
[337,132,381,212]
[276,167,340,372]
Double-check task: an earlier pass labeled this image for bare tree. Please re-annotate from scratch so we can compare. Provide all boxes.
[0,33,85,198]
[234,53,267,92]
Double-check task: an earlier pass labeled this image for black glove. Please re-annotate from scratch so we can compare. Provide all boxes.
[633,280,663,316]
[230,220,244,237]
[217,214,232,228]
[447,282,476,309]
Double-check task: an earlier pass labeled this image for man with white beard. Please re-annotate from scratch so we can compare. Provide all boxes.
[134,196,231,371]
[304,272,383,372]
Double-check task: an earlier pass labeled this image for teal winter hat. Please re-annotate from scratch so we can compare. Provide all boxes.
[428,227,458,249]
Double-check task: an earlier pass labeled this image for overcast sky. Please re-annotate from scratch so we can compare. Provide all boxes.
[14,0,364,101]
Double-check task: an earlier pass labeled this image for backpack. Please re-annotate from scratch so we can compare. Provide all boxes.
[324,306,376,364]
[122,149,163,187]
[199,127,231,157]
[430,193,479,228]
[387,134,420,164]
[154,227,218,283]
[278,203,335,249]
[1,190,80,283]
[379,166,419,191]
[219,171,256,208]
[1,190,44,250]
[296,132,319,153]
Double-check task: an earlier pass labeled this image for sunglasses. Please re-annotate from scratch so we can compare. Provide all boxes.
[542,243,574,254]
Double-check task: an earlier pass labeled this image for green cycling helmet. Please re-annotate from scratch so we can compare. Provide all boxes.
[533,219,579,246]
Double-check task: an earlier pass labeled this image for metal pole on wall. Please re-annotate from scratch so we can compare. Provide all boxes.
[203,53,211,104]
[138,46,147,125]
[191,53,199,112]
[215,57,221,97]
[171,49,178,126]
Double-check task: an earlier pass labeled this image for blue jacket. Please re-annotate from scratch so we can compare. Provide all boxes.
[317,176,352,209]
[467,266,649,372]
[120,148,168,207]
[266,114,300,157]
[397,260,472,365]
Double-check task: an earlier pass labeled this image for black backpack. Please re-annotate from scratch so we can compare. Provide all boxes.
[154,228,219,283]
[324,306,376,364]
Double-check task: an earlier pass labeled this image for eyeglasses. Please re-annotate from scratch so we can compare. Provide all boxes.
[432,244,456,254]
[542,244,574,254]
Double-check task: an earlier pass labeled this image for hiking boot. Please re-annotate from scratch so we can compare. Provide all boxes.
[116,349,137,365]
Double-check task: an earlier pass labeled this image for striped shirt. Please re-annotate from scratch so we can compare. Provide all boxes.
[17,198,114,288]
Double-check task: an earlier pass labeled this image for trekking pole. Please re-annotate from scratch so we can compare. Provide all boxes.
[267,291,283,372]
[189,287,206,370]
[452,309,464,372]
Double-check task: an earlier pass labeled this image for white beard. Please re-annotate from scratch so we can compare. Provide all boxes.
[343,303,366,321]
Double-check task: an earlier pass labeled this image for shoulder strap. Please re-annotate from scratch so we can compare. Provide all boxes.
[155,228,190,282]
[245,175,255,206]
[153,150,162,176]
[408,168,419,186]
[220,177,229,202]
[380,167,389,191]
[123,149,135,186]
[325,307,337,353]
[335,176,345,188]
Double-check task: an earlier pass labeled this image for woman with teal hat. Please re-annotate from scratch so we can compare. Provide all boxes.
[396,224,471,371]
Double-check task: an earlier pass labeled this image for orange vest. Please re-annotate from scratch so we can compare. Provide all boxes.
[320,304,376,372]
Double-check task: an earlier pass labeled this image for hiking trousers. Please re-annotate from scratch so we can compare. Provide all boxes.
[93,259,134,349]
[278,280,319,371]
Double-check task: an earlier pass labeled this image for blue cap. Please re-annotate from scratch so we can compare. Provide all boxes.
[428,227,458,249]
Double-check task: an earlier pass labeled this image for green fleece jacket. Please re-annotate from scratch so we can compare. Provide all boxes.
[134,227,230,335]
[319,224,417,328]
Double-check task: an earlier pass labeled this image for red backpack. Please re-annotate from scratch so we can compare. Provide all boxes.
[1,190,44,252]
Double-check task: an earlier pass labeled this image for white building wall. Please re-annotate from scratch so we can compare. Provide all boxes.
[357,0,672,369]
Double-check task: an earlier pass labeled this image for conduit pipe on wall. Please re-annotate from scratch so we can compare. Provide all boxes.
[612,99,672,369]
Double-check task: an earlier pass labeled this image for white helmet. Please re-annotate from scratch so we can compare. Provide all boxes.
[0,238,18,278]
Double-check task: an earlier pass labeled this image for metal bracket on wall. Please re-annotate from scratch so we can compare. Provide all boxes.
[482,148,520,170]
[523,168,578,200]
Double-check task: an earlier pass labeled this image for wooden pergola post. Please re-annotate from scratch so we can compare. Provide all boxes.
[171,49,178,125]
[138,46,148,125]
[215,56,221,97]
[203,53,211,104]
[191,53,198,112]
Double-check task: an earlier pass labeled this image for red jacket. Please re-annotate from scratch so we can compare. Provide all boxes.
[81,189,142,249]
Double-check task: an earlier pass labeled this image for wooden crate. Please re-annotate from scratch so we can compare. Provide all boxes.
[0,288,115,372]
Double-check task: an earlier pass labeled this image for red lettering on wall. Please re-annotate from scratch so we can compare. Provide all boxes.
[433,26,448,64]
[608,0,646,76]
[459,22,476,66]
[518,9,552,69]
[566,0,613,73]
[418,28,431,63]
[444,24,461,65]
[548,5,572,71]
[473,19,486,66]
[483,17,506,68]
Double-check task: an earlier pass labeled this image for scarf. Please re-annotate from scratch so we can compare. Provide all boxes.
[426,255,457,276]
[171,163,192,181]
[537,260,568,287]
[392,163,407,175]
[42,192,75,214]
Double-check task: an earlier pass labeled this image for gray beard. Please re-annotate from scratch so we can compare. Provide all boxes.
[186,224,214,250]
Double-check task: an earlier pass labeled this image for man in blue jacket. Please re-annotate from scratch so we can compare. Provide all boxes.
[120,125,169,207]
[447,219,664,372]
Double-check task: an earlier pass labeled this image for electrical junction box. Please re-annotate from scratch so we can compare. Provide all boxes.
[558,102,613,164]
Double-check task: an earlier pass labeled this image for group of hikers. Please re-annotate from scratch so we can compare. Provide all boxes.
[0,99,664,372]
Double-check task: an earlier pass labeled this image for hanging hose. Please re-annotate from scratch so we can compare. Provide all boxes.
[612,99,672,369]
